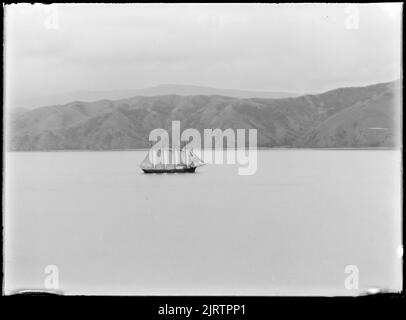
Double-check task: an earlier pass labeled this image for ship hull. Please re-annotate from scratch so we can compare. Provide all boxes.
[142,167,197,174]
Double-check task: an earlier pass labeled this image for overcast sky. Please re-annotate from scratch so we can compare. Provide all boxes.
[5,3,402,104]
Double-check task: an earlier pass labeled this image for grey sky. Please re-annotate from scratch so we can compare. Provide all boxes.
[5,3,402,105]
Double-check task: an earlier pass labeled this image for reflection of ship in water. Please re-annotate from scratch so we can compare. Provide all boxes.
[140,148,205,173]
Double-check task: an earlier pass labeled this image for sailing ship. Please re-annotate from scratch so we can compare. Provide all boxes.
[140,148,205,173]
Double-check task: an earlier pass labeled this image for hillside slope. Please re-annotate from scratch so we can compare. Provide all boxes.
[7,81,401,150]
[295,81,401,148]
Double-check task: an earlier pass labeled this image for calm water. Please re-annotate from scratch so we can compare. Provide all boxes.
[4,150,402,295]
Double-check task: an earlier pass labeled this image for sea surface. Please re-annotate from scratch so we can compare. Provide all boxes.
[4,150,402,295]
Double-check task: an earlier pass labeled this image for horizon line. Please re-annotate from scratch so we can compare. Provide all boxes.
[5,78,401,110]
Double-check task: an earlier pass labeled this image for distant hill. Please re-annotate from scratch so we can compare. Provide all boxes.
[7,81,401,150]
[12,84,301,109]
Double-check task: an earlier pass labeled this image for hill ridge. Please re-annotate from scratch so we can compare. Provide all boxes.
[8,81,401,150]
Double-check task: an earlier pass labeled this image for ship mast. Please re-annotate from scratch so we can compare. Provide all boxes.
[162,147,166,169]
[152,148,155,168]
[176,148,180,166]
